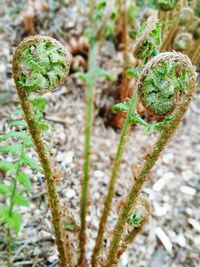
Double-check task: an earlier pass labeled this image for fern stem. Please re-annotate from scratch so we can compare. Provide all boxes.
[79,43,97,266]
[89,0,95,29]
[106,54,196,266]
[15,87,72,267]
[91,91,138,267]
[7,229,11,267]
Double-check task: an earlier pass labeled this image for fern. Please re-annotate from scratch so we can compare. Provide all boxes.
[0,96,50,264]
[133,16,162,62]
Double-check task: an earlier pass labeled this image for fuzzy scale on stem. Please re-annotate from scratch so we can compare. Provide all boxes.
[13,35,72,267]
[106,52,196,266]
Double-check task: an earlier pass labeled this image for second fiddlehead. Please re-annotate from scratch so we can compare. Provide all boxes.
[106,51,196,266]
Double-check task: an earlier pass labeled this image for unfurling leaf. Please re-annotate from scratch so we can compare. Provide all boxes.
[0,144,22,155]
[95,68,117,81]
[0,206,22,235]
[12,193,29,207]
[127,208,143,228]
[126,66,144,78]
[112,100,131,114]
[0,183,13,199]
[0,161,15,172]
[9,120,27,128]
[21,155,42,173]
[0,131,32,145]
[17,172,32,193]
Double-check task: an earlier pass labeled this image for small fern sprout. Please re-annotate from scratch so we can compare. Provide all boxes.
[106,52,196,266]
[13,35,72,267]
[157,0,177,11]
[115,198,151,264]
[13,35,71,94]
[133,15,162,62]
[179,7,194,26]
[173,32,193,52]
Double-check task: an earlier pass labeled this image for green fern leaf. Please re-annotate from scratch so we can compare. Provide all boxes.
[31,97,47,112]
[9,120,27,128]
[0,207,22,235]
[0,144,22,155]
[126,66,144,78]
[12,193,29,207]
[21,155,42,173]
[0,205,9,223]
[112,101,130,114]
[17,172,32,193]
[0,183,12,198]
[7,211,22,235]
[0,131,31,144]
[0,161,15,172]
[95,68,116,81]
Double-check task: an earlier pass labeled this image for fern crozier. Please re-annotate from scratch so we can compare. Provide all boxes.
[13,35,71,94]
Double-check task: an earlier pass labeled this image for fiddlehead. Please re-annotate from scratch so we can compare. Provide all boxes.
[13,35,72,267]
[157,0,177,11]
[173,32,193,52]
[13,35,70,94]
[133,15,161,62]
[106,51,196,266]
[138,52,191,117]
[179,7,194,26]
[115,198,151,264]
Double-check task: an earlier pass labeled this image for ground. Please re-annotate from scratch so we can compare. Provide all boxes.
[0,1,200,267]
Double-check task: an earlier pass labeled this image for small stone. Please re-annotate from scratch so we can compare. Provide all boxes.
[155,227,173,253]
[94,170,104,178]
[162,153,174,164]
[188,218,200,232]
[154,203,171,217]
[57,151,74,165]
[157,168,164,176]
[65,188,76,198]
[176,235,186,247]
[181,170,194,181]
[185,208,193,215]
[180,186,196,196]
[153,172,174,191]
[193,236,200,246]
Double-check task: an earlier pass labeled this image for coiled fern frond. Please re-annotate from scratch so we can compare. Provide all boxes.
[13,35,71,94]
[133,15,161,61]
[157,0,177,11]
[138,52,193,117]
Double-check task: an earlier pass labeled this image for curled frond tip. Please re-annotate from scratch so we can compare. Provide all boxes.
[12,35,71,94]
[138,51,196,117]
